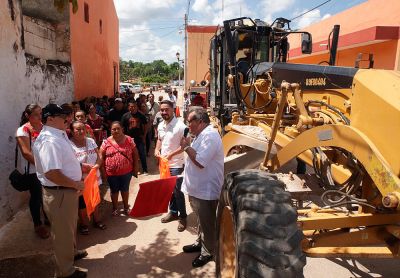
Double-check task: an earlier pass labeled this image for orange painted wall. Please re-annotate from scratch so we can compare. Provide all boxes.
[289,0,400,70]
[290,40,398,70]
[187,26,217,88]
[70,0,119,100]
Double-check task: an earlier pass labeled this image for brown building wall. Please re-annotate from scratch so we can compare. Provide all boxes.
[70,0,119,100]
[187,26,217,89]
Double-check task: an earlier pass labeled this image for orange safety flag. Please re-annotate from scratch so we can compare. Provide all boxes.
[159,157,171,179]
[176,106,181,117]
[83,168,100,217]
[130,176,177,218]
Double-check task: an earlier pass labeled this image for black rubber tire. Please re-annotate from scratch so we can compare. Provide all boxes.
[216,169,306,278]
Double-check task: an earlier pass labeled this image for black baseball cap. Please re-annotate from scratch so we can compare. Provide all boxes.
[42,104,70,119]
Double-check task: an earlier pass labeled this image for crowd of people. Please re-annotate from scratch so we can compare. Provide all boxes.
[14,89,223,278]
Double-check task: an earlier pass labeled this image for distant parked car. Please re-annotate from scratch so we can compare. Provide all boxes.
[132,84,143,94]
[120,82,134,93]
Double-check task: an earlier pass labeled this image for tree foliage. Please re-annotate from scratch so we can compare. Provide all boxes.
[119,59,183,84]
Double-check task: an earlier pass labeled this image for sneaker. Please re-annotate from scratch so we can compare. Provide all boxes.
[161,212,179,223]
[142,172,149,176]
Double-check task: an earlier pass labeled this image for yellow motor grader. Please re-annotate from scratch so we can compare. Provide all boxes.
[209,17,400,277]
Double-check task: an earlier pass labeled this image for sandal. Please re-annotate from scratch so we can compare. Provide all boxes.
[123,208,130,216]
[79,225,89,235]
[111,209,119,217]
[94,222,107,230]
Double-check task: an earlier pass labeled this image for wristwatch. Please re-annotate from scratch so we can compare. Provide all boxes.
[184,146,190,152]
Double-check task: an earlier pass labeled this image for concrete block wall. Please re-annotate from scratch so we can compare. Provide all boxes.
[23,15,57,61]
[23,15,70,62]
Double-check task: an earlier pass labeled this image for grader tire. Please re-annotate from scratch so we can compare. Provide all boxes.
[216,169,305,278]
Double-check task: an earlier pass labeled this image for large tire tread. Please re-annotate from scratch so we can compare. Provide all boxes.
[217,170,305,278]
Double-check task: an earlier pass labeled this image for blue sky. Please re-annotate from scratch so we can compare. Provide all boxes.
[115,0,367,63]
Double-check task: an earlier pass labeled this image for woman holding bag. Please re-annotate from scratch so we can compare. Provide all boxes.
[70,121,106,234]
[15,104,49,239]
[100,121,139,216]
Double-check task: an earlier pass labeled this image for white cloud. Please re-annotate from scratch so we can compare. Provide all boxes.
[294,9,330,29]
[115,0,184,63]
[192,0,210,12]
[190,0,253,26]
[119,23,183,63]
[259,0,295,24]
[115,0,179,28]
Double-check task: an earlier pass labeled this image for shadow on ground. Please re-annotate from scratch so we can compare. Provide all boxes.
[76,229,214,277]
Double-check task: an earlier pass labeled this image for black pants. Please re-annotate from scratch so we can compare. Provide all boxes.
[134,138,148,172]
[28,174,46,227]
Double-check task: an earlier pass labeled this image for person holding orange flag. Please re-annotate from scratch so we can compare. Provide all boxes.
[70,121,106,235]
[155,100,188,232]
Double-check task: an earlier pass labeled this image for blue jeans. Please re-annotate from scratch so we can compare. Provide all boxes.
[169,167,186,218]
[134,138,148,172]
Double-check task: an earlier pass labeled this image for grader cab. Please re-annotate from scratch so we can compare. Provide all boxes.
[210,17,400,277]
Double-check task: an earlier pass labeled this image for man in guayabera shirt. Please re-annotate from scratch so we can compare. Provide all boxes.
[33,104,88,278]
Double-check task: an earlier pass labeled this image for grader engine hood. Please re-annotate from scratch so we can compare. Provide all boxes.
[252,62,359,90]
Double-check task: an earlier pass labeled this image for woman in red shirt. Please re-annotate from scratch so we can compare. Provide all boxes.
[100,122,139,216]
[15,104,49,239]
[87,104,106,146]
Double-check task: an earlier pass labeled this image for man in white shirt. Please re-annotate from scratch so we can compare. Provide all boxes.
[180,107,224,268]
[167,90,177,111]
[33,104,87,278]
[155,100,188,231]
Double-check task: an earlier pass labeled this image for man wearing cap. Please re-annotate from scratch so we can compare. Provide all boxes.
[107,98,127,126]
[33,104,88,278]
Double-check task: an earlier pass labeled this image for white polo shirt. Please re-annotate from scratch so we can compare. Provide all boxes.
[158,117,186,168]
[168,94,177,109]
[33,125,82,187]
[182,125,224,200]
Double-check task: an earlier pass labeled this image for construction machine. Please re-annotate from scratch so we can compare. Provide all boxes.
[209,17,400,277]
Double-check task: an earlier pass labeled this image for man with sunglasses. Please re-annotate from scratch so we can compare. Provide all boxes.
[180,107,224,268]
[32,104,87,278]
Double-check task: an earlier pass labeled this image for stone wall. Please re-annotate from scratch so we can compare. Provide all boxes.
[0,0,74,227]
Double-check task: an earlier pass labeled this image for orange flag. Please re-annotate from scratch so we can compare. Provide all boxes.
[159,157,171,179]
[83,169,100,217]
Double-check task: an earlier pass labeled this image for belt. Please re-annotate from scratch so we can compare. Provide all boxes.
[43,186,72,190]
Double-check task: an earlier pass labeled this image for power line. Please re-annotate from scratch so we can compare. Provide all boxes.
[290,0,332,21]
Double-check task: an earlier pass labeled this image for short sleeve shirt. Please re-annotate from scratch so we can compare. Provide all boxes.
[70,137,101,185]
[168,94,177,108]
[15,123,41,174]
[181,125,224,200]
[121,112,148,141]
[100,136,136,176]
[157,117,186,168]
[33,125,82,187]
